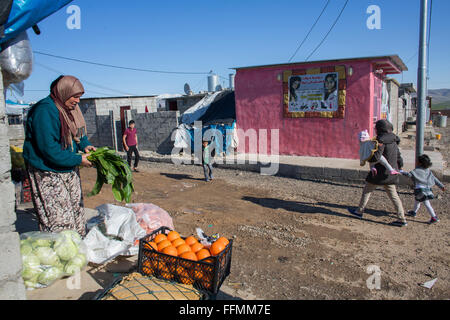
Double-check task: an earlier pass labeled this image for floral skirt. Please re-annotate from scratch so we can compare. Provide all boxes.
[27,166,86,237]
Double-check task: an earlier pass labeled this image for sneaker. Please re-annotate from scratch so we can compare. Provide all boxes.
[391,220,408,227]
[390,170,400,175]
[406,210,417,217]
[429,217,440,224]
[134,168,140,173]
[348,208,363,219]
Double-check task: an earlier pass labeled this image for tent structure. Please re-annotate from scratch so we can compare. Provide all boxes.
[5,99,30,115]
[173,90,238,155]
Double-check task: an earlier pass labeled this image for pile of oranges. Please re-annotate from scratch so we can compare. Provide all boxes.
[143,230,229,261]
[141,230,230,287]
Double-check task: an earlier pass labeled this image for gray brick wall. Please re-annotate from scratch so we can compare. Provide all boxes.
[0,69,26,299]
[130,110,179,154]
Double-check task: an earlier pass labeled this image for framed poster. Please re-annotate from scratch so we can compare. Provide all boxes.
[283,66,347,119]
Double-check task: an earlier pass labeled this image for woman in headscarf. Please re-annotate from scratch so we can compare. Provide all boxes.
[348,120,408,227]
[23,75,96,237]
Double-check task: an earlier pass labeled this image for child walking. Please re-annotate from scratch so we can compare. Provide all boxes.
[202,140,214,182]
[359,130,400,176]
[401,154,445,224]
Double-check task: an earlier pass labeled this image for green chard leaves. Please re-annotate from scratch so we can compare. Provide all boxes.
[87,147,134,203]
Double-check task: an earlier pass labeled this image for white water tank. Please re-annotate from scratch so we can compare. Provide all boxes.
[208,73,219,92]
[229,74,235,90]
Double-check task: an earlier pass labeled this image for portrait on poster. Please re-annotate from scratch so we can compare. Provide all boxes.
[288,73,339,112]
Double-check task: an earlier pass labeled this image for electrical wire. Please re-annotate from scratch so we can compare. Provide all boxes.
[305,0,349,61]
[34,61,139,96]
[288,0,331,62]
[33,50,210,75]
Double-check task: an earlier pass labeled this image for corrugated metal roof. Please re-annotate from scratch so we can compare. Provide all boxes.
[232,55,408,73]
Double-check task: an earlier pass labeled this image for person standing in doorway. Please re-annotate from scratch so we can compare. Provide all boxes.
[123,120,140,172]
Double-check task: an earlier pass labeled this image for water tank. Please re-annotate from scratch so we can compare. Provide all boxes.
[208,73,219,92]
[229,74,235,90]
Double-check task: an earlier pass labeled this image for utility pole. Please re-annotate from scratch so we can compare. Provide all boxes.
[416,0,428,164]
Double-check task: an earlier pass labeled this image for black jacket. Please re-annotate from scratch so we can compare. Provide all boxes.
[366,120,403,185]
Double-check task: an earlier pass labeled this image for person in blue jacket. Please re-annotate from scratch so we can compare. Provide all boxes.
[23,75,95,237]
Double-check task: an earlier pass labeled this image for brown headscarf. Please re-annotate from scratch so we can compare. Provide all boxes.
[50,76,87,150]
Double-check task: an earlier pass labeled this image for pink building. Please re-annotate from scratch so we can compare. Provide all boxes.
[233,55,407,159]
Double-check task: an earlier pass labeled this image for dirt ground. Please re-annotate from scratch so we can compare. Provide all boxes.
[81,135,450,299]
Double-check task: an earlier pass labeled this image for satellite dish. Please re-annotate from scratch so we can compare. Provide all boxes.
[216,84,223,91]
[184,83,193,95]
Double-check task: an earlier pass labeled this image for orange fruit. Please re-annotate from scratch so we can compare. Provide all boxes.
[210,241,225,256]
[185,236,198,246]
[180,251,198,261]
[171,238,185,248]
[154,234,168,244]
[144,241,158,251]
[162,246,178,257]
[196,248,211,260]
[177,244,192,256]
[190,242,204,254]
[167,231,180,242]
[216,237,229,247]
[157,239,172,251]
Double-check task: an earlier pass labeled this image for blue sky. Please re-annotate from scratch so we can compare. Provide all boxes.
[7,0,450,103]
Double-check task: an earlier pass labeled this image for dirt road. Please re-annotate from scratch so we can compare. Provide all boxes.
[80,154,449,300]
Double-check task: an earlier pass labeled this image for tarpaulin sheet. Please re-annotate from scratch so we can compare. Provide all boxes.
[1,0,73,45]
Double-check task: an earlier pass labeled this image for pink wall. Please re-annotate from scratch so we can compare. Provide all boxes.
[235,60,377,159]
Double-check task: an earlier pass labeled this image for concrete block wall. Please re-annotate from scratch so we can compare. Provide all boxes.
[91,96,159,120]
[0,69,26,299]
[79,99,97,145]
[130,110,179,154]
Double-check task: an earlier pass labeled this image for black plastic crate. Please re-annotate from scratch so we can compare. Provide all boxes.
[138,227,233,295]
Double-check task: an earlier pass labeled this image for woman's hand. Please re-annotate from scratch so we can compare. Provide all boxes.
[84,145,97,153]
[81,154,92,167]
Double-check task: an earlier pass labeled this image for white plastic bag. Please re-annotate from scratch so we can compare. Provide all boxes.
[83,204,146,264]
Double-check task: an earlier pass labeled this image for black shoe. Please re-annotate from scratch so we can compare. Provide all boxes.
[407,210,417,217]
[391,220,408,227]
[348,208,363,219]
[134,168,140,173]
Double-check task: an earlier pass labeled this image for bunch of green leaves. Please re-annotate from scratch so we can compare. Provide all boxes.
[87,147,134,203]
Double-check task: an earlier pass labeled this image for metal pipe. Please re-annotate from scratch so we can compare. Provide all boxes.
[416,0,428,165]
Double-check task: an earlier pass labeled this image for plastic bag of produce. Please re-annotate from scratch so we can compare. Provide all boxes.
[20,230,88,290]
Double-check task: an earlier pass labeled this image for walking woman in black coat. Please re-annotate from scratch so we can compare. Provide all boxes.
[348,120,408,227]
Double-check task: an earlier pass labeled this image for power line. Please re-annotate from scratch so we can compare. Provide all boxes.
[33,50,210,75]
[305,0,349,61]
[288,0,331,62]
[35,61,139,96]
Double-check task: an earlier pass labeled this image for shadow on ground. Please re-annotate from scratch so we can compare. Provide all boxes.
[242,196,402,227]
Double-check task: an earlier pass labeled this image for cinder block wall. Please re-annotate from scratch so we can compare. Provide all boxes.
[130,110,179,154]
[0,70,26,299]
[93,97,159,120]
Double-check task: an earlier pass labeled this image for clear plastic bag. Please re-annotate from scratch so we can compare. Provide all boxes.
[20,230,88,290]
[0,31,33,88]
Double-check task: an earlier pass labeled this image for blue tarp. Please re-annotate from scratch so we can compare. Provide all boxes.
[1,0,73,45]
[185,121,237,155]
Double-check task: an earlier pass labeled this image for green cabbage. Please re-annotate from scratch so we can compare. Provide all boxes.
[22,266,43,281]
[34,247,60,266]
[22,253,40,269]
[38,266,63,286]
[54,238,78,261]
[64,263,81,276]
[20,243,33,256]
[60,230,82,245]
[31,238,53,249]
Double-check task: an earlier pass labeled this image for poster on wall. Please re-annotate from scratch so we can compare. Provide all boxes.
[288,73,339,112]
[283,65,347,119]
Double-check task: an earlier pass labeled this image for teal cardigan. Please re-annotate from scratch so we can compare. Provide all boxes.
[23,96,91,173]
